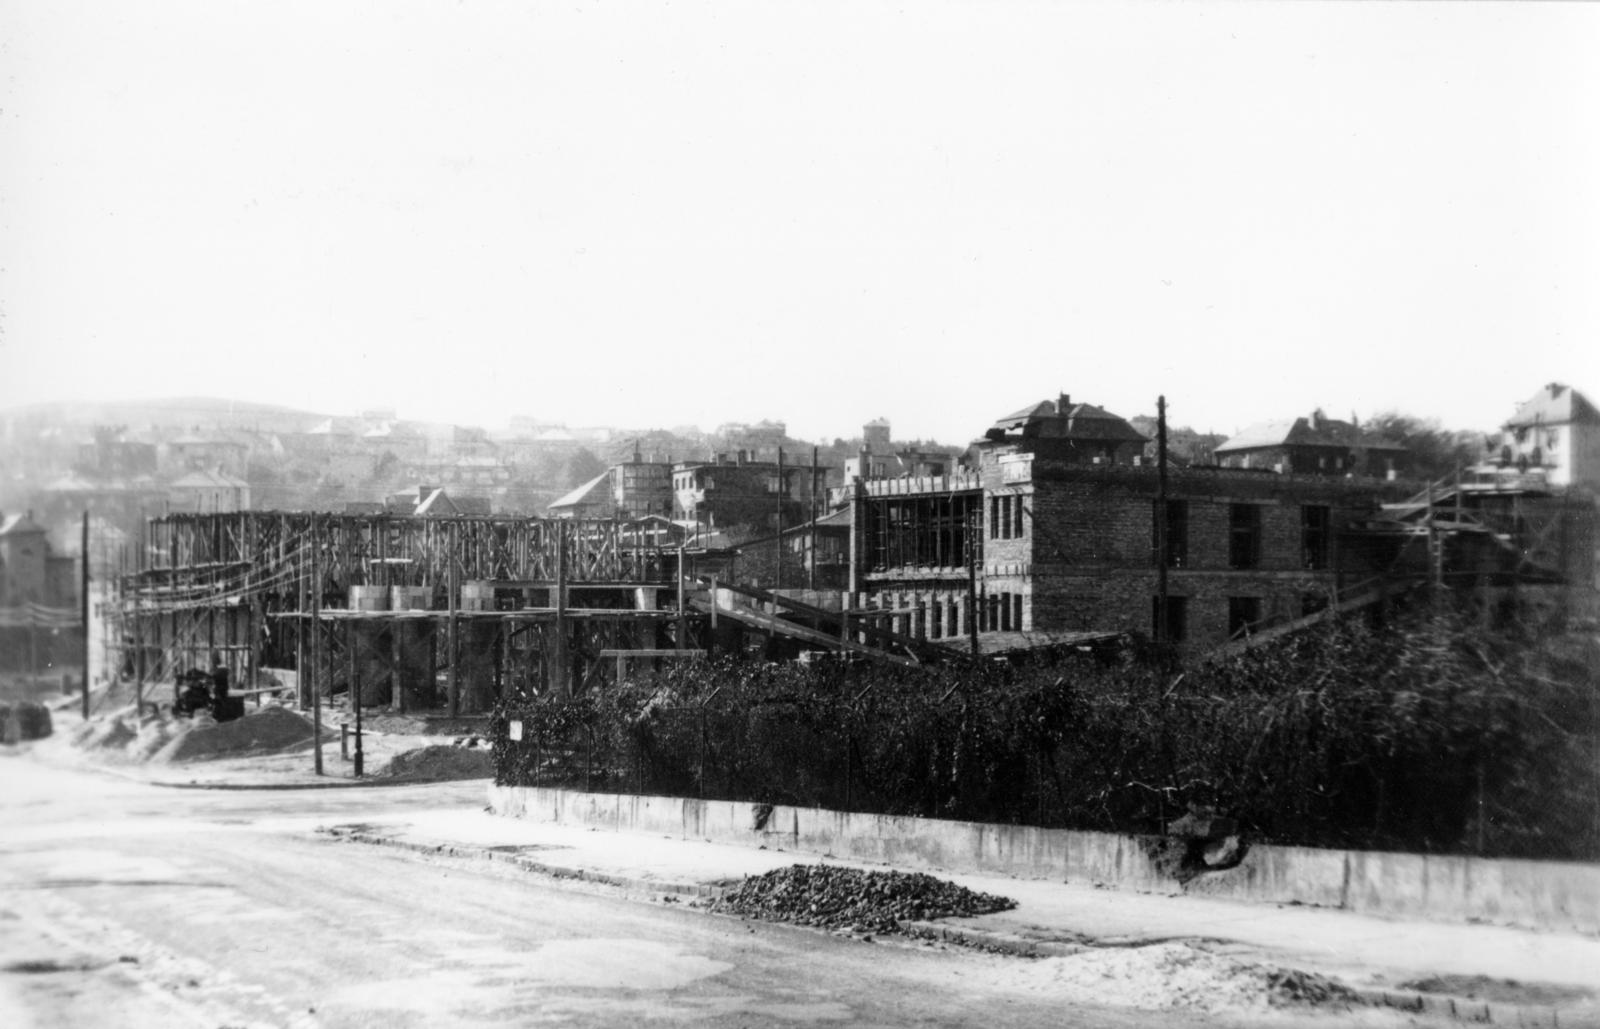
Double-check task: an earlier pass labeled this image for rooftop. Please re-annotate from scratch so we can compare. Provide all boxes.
[1505,383,1600,428]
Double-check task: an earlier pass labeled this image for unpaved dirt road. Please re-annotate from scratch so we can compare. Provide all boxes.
[0,757,1386,1027]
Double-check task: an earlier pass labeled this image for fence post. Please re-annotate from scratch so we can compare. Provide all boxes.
[845,729,853,811]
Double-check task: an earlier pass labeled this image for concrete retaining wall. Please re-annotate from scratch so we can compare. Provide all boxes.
[487,785,1600,933]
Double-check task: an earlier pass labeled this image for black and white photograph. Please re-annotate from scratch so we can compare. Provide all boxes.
[1,1,1597,1026]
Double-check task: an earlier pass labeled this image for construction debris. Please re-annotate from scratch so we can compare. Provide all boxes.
[707,864,1016,934]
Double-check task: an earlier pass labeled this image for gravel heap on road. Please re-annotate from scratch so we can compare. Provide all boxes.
[707,864,1016,934]
[150,706,320,764]
[375,744,491,781]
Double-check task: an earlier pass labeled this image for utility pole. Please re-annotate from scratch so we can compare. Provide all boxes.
[80,510,90,719]
[966,507,981,656]
[775,448,785,590]
[1156,395,1170,646]
[809,446,819,592]
[310,515,324,776]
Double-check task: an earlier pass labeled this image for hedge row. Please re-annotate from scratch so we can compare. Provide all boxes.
[492,608,1600,860]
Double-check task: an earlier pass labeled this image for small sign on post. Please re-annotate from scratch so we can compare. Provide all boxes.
[509,720,523,742]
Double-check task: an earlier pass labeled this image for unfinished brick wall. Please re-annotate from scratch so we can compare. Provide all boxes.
[1020,464,1401,649]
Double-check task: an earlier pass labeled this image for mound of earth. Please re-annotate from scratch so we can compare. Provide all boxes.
[76,716,137,752]
[375,744,491,781]
[127,719,184,761]
[150,706,321,764]
[707,864,1016,934]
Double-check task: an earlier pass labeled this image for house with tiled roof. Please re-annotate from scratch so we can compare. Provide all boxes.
[1215,410,1409,479]
[981,393,1148,466]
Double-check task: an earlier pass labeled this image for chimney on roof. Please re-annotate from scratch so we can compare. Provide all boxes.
[1058,393,1071,414]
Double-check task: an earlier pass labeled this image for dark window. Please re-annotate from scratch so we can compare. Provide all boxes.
[1153,499,1189,568]
[989,494,1024,540]
[1000,592,1013,631]
[1228,596,1261,639]
[1301,505,1330,570]
[1229,504,1261,569]
[1012,592,1023,630]
[1151,595,1187,643]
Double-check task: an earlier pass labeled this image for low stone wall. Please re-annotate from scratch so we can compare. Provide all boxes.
[487,785,1600,933]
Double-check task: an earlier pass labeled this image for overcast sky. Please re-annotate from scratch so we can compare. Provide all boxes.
[2,0,1596,444]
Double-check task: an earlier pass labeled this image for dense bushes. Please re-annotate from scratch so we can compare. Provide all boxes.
[492,609,1600,860]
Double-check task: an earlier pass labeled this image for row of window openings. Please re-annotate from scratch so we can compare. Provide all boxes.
[1152,593,1330,643]
[1155,502,1331,571]
[989,495,1026,540]
[885,592,1025,640]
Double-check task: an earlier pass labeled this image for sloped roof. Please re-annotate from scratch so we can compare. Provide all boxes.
[547,470,612,511]
[989,398,1148,443]
[0,513,47,536]
[1217,412,1405,454]
[1506,383,1600,428]
[412,488,460,517]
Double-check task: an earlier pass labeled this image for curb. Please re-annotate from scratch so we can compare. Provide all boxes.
[38,753,390,790]
[322,828,1576,1026]
[325,829,724,898]
[31,748,488,791]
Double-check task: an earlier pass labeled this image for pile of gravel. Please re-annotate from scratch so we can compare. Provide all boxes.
[707,864,1016,934]
[150,706,320,764]
[375,744,491,781]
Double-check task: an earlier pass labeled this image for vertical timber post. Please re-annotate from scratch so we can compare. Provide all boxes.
[1157,395,1170,647]
[350,617,363,778]
[809,445,819,592]
[553,520,569,698]
[310,515,324,776]
[966,507,980,657]
[81,510,91,719]
[675,541,687,650]
[775,448,785,591]
[448,520,459,718]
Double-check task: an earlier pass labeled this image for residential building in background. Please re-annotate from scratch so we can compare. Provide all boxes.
[1487,383,1600,489]
[0,511,76,609]
[1215,410,1410,479]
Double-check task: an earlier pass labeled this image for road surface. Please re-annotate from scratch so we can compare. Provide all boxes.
[0,755,1381,1027]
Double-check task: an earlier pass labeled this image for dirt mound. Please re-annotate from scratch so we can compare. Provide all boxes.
[375,744,491,781]
[127,719,184,761]
[77,717,137,752]
[707,864,1016,934]
[149,706,320,764]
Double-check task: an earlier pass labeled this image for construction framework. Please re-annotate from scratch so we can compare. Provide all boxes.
[102,511,954,725]
[105,513,694,718]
